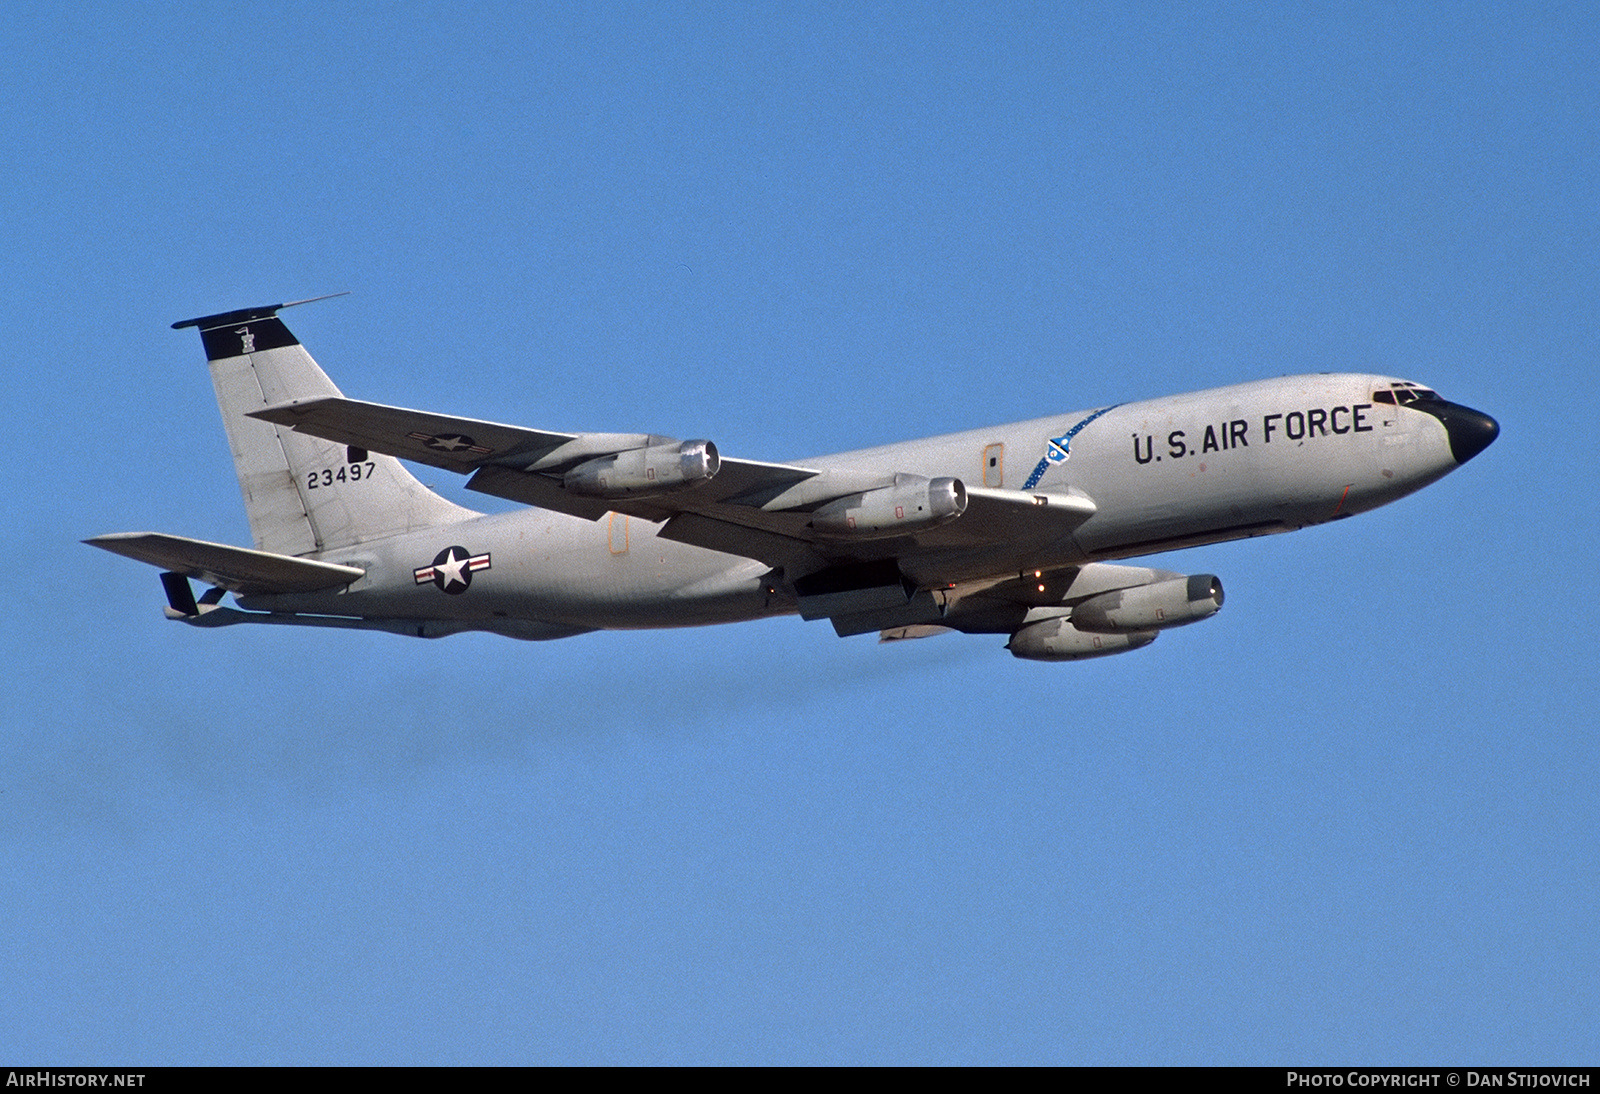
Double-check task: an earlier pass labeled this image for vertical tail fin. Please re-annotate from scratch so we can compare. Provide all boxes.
[174,299,476,556]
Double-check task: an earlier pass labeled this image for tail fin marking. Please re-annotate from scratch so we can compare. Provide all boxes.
[175,303,475,556]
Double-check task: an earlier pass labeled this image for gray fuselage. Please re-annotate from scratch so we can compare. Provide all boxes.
[240,372,1492,638]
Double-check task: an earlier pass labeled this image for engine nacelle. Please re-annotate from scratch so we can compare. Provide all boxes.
[1007,615,1157,662]
[1069,574,1223,634]
[563,440,720,499]
[810,476,967,538]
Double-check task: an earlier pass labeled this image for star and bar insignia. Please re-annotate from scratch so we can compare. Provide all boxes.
[407,431,494,455]
[414,545,492,594]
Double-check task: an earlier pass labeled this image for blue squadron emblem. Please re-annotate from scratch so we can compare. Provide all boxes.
[1021,404,1121,490]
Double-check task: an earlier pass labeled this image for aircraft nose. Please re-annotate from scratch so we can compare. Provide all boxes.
[1407,398,1499,465]
[1437,402,1500,464]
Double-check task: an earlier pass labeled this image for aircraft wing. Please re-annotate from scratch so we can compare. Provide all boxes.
[249,397,602,476]
[84,532,365,594]
[251,397,824,525]
[250,397,1097,579]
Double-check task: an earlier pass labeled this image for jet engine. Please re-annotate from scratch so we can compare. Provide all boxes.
[810,476,967,538]
[564,440,720,499]
[1007,614,1157,661]
[1068,574,1223,634]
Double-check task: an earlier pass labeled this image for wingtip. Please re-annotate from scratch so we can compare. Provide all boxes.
[84,532,143,547]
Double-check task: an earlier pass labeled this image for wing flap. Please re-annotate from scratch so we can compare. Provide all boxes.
[937,486,1097,543]
[656,511,829,572]
[85,532,364,594]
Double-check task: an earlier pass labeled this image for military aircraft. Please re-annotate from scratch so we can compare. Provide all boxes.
[87,297,1498,661]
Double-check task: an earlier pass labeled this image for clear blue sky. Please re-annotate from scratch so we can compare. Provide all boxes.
[3,1,1595,1064]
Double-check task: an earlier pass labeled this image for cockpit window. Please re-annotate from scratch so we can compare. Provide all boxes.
[1372,382,1439,406]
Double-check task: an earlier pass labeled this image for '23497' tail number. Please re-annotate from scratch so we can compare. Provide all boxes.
[307,462,376,490]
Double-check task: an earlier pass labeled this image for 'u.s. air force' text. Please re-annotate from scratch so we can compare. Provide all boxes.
[1132,404,1375,464]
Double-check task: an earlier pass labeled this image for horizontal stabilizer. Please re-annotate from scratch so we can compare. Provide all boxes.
[171,292,350,332]
[85,532,364,594]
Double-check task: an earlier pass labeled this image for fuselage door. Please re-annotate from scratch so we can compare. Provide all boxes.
[982,443,1005,488]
